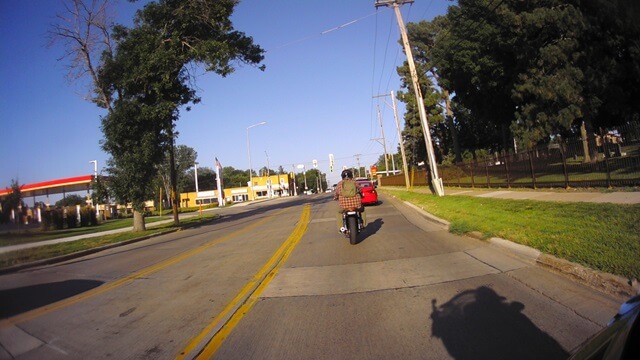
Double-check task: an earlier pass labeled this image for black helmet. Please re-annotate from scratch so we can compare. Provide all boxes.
[341,169,353,179]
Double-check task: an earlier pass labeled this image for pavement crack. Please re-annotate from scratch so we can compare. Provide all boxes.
[463,249,504,273]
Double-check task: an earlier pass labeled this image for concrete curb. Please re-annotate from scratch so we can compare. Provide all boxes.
[396,198,638,298]
[401,201,450,227]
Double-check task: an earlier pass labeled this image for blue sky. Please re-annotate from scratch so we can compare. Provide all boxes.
[0,0,451,193]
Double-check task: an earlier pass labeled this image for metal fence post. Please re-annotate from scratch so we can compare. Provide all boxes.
[470,162,475,188]
[529,150,537,189]
[485,159,491,188]
[503,151,511,188]
[560,142,569,189]
[602,133,613,189]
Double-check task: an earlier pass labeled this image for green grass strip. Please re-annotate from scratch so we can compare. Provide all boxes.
[0,216,169,246]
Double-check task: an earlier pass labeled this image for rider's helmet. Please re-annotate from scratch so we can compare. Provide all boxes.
[341,169,354,179]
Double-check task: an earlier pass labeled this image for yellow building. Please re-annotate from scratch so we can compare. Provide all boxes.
[179,173,291,207]
[248,173,292,200]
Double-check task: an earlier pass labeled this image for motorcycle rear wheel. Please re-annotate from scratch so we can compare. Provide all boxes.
[347,216,358,245]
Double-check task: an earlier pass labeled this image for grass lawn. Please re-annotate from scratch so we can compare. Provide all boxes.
[381,188,640,280]
[0,213,218,269]
[0,216,170,246]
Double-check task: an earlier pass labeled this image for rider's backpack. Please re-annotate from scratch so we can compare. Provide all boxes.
[341,180,357,197]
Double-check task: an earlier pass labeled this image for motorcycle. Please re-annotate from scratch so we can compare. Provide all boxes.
[341,208,364,245]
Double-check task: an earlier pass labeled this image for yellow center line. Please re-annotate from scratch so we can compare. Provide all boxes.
[0,211,281,330]
[178,204,311,360]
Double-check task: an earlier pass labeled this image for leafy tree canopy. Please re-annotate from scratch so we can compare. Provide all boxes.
[403,0,640,156]
[97,0,264,218]
[55,194,88,207]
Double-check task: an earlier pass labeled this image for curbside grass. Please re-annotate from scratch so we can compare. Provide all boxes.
[380,188,640,281]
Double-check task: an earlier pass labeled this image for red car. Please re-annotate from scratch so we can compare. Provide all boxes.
[356,179,378,205]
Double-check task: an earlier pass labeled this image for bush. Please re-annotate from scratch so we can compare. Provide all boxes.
[52,208,64,230]
[80,206,92,226]
[66,207,78,229]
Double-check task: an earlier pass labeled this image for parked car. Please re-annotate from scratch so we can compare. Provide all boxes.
[356,179,378,205]
[568,294,639,359]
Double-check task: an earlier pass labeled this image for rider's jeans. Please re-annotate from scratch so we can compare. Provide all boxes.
[336,206,366,231]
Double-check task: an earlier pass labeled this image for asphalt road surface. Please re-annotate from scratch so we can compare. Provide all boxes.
[0,193,624,359]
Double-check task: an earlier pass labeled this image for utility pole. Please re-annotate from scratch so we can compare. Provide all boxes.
[373,104,390,175]
[265,151,271,198]
[373,91,410,188]
[375,0,444,196]
[291,164,298,196]
[354,154,362,178]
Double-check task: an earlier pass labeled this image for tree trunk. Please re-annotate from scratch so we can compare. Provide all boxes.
[133,210,146,232]
[580,120,598,163]
[581,120,591,163]
[444,89,462,163]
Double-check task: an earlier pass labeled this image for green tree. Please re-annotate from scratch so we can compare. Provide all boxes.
[405,17,462,163]
[1,180,22,223]
[55,194,87,207]
[426,0,640,155]
[258,167,277,177]
[156,144,197,205]
[183,167,217,192]
[97,0,264,231]
[396,48,444,167]
[221,166,250,188]
[91,173,111,206]
[430,1,520,152]
[294,170,327,194]
[375,153,403,174]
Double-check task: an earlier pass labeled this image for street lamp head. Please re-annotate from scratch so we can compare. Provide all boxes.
[247,121,267,130]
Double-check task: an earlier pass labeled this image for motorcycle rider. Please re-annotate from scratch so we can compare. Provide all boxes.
[333,169,366,233]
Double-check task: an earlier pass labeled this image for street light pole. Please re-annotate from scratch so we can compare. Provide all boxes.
[265,151,272,198]
[89,160,98,219]
[194,161,201,214]
[297,164,307,194]
[291,164,298,196]
[194,162,199,194]
[247,122,267,201]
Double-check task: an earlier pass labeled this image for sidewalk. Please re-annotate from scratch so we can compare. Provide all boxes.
[444,188,640,204]
[391,186,640,204]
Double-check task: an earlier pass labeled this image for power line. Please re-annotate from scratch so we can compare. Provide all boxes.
[267,10,384,52]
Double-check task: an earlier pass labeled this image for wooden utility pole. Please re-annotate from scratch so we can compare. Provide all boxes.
[390,91,411,189]
[374,104,390,175]
[373,91,410,189]
[375,0,444,196]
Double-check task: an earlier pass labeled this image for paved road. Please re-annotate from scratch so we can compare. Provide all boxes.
[0,193,623,359]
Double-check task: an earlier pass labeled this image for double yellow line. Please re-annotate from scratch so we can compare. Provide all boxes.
[179,204,311,359]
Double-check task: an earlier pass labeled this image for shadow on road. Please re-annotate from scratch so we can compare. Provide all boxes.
[0,279,104,318]
[430,286,569,360]
[358,218,384,243]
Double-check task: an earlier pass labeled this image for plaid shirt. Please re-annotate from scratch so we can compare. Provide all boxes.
[334,179,362,210]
